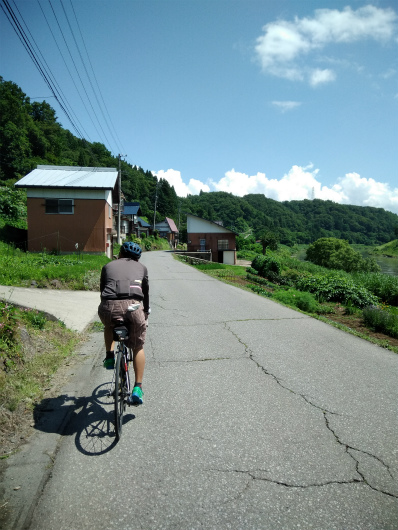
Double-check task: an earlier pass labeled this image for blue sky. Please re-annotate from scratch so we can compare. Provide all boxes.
[1,0,397,213]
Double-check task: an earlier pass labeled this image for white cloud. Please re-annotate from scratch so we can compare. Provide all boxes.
[255,5,398,85]
[154,166,398,214]
[208,167,398,214]
[153,169,210,197]
[272,100,302,112]
[309,68,336,86]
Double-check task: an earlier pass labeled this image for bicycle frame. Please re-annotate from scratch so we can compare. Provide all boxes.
[112,325,132,440]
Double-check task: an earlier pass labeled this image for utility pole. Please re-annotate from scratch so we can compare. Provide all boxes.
[117,154,126,244]
[153,178,161,232]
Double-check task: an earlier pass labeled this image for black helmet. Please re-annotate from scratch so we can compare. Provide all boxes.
[121,241,142,259]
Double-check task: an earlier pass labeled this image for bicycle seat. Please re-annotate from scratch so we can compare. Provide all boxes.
[112,324,129,341]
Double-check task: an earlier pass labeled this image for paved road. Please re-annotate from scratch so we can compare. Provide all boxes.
[2,251,398,529]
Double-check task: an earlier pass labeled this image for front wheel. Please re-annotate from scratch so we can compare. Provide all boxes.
[114,348,126,440]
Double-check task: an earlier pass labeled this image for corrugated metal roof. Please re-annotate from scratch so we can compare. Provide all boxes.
[138,217,151,227]
[15,165,118,189]
[123,202,141,215]
[165,217,179,233]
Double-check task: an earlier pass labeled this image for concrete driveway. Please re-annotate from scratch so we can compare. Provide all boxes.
[0,285,100,333]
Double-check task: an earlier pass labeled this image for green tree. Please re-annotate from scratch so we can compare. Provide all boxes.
[260,231,278,255]
[306,238,380,273]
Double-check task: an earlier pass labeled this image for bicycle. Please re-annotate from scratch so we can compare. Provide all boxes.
[109,303,141,440]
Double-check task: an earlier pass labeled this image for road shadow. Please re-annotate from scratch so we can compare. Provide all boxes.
[33,382,136,456]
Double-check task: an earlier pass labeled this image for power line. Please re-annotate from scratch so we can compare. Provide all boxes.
[1,0,128,161]
[47,0,110,146]
[1,0,85,138]
[68,0,126,154]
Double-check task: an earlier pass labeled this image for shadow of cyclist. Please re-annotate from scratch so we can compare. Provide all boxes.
[33,383,136,456]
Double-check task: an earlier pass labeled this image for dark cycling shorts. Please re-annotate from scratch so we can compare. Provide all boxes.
[98,299,147,349]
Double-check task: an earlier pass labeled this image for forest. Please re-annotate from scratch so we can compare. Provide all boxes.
[1,77,397,246]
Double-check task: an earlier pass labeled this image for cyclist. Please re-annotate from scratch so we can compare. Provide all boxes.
[98,241,149,405]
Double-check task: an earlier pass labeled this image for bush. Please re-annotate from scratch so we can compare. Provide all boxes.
[252,254,282,281]
[295,272,378,308]
[362,305,398,338]
[352,272,398,306]
[306,237,380,273]
[273,289,319,313]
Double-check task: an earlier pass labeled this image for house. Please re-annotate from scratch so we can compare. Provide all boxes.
[137,217,151,238]
[186,214,237,264]
[154,217,179,248]
[15,165,118,258]
[120,201,142,238]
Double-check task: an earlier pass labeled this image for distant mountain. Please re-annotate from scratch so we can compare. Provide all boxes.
[180,192,398,245]
[1,77,397,246]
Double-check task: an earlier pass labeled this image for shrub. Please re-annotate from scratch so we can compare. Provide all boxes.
[273,289,319,313]
[306,237,380,273]
[362,305,398,338]
[352,272,398,306]
[251,254,282,281]
[295,272,378,308]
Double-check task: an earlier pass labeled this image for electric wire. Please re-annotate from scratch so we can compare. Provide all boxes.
[47,0,111,148]
[68,0,125,154]
[37,0,92,140]
[1,0,85,139]
[1,0,128,163]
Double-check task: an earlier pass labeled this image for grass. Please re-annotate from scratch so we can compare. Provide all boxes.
[0,241,109,289]
[372,239,398,257]
[0,301,80,456]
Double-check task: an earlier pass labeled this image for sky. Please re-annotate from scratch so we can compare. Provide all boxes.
[1,0,397,214]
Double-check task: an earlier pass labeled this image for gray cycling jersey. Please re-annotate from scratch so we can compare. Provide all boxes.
[100,258,149,312]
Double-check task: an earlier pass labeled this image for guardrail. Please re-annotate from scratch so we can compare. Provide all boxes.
[174,252,212,265]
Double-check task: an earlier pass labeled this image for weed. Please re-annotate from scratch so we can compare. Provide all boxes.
[362,305,398,338]
[273,289,319,313]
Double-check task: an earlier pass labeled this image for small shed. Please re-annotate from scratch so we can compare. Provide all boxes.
[186,214,237,264]
[15,165,118,257]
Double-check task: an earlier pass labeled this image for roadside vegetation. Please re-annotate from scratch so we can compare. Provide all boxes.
[177,237,398,353]
[0,300,79,457]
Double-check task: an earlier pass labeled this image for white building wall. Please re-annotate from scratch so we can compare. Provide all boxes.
[26,188,113,205]
[187,216,231,234]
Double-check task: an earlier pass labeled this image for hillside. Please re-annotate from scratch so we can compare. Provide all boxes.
[1,77,398,246]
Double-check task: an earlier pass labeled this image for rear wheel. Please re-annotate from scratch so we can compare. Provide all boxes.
[114,348,126,440]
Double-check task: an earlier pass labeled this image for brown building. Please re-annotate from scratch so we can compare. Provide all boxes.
[186,214,237,264]
[15,165,118,257]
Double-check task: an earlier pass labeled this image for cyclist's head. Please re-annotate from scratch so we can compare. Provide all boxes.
[120,241,142,260]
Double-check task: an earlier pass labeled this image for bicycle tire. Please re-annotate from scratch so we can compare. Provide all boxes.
[114,346,126,440]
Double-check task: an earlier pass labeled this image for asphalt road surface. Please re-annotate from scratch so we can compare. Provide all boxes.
[3,251,398,529]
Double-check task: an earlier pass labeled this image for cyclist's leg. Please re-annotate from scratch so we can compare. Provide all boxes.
[132,346,145,385]
[104,324,115,352]
[127,347,145,405]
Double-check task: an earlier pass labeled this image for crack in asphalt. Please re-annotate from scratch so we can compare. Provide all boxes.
[222,321,398,500]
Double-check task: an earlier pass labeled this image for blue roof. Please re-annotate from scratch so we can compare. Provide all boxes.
[123,202,141,215]
[138,217,151,227]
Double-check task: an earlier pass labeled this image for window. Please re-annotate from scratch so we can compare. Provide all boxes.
[218,239,229,250]
[200,238,206,250]
[45,199,74,214]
